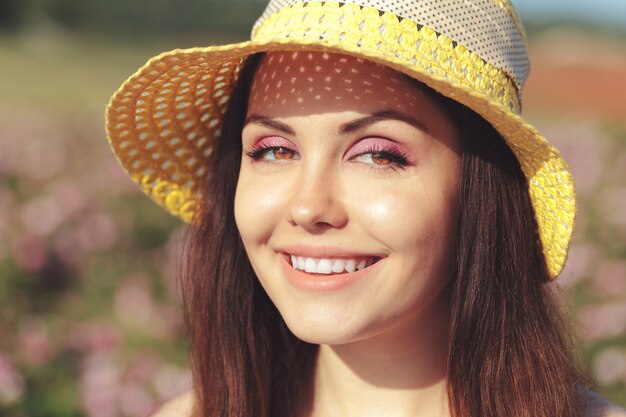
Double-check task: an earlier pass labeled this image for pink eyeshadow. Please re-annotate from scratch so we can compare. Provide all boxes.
[255,136,297,149]
[344,137,413,160]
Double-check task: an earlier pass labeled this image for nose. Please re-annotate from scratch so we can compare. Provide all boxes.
[288,164,348,231]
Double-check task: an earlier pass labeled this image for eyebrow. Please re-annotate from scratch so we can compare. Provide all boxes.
[243,110,427,136]
[338,110,428,134]
[244,114,295,135]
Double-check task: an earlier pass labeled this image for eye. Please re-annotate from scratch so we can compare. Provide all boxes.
[249,146,298,161]
[346,138,412,170]
[352,150,407,167]
[244,136,300,162]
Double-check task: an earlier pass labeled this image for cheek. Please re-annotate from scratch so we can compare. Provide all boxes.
[350,166,460,276]
[354,184,457,247]
[234,168,291,244]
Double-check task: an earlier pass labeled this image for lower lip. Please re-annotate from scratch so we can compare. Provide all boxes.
[279,254,382,292]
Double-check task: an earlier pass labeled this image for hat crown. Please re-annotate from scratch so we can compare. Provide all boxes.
[252,0,530,92]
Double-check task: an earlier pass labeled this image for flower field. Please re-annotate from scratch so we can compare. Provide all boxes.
[0,28,624,416]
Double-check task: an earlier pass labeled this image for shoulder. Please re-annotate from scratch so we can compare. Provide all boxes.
[581,390,626,417]
[150,391,194,417]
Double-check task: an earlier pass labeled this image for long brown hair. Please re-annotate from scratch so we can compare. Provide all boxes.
[179,53,585,417]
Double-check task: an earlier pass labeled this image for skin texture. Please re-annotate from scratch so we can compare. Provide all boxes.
[234,51,462,417]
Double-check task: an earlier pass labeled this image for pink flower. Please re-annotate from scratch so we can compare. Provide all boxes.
[125,351,162,383]
[0,353,25,405]
[114,277,157,331]
[51,182,87,220]
[606,150,626,185]
[578,302,626,341]
[557,242,601,288]
[14,117,67,182]
[593,347,626,386]
[75,212,118,252]
[11,234,48,272]
[16,318,53,366]
[545,121,609,198]
[65,321,122,353]
[80,352,121,417]
[153,365,192,401]
[598,186,626,230]
[118,381,156,417]
[53,227,85,266]
[592,259,626,297]
[19,194,67,236]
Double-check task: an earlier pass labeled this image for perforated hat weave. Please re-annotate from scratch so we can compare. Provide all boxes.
[105,0,576,278]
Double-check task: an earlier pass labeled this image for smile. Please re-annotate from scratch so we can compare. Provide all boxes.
[288,255,380,274]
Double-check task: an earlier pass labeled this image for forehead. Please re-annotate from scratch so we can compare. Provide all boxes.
[248,51,430,116]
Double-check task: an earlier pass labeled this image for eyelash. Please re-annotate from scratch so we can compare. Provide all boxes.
[244,143,297,161]
[244,142,411,170]
[357,144,411,171]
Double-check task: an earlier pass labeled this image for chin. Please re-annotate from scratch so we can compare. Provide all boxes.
[287,325,356,346]
[278,308,374,346]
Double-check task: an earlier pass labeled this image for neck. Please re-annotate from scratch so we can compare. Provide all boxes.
[307,300,451,417]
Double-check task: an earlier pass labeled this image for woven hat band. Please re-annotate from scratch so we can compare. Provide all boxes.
[253,0,529,93]
[252,1,521,113]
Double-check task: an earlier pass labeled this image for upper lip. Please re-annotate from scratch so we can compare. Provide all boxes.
[276,245,386,259]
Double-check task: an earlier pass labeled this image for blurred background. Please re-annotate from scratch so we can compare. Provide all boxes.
[0,0,624,415]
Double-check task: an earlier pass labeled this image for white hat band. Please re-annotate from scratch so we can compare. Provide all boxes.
[253,0,530,92]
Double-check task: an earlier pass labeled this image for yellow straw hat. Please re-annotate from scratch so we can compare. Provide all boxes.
[105,0,575,278]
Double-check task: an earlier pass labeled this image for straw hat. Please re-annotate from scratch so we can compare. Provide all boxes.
[105,0,575,278]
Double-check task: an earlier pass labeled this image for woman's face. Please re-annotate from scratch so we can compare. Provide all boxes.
[234,51,461,345]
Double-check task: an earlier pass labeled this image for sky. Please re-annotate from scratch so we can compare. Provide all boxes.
[513,0,626,26]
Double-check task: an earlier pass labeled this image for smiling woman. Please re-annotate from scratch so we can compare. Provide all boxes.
[236,52,461,351]
[104,1,626,417]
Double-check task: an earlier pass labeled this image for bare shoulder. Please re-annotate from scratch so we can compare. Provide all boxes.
[581,390,626,417]
[150,391,194,417]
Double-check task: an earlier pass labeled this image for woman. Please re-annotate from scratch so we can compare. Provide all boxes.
[106,1,626,416]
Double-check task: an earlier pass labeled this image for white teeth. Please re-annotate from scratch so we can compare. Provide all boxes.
[318,259,333,274]
[304,258,317,273]
[289,255,377,274]
[332,259,345,273]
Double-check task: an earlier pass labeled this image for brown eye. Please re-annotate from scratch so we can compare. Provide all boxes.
[246,145,299,161]
[273,147,295,160]
[370,152,392,165]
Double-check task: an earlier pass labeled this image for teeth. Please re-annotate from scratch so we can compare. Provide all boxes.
[289,256,376,274]
[332,260,345,273]
[304,258,317,273]
[318,259,333,274]
[345,259,356,273]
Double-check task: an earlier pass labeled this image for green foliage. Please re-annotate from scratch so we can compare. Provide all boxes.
[0,0,27,31]
[9,0,267,37]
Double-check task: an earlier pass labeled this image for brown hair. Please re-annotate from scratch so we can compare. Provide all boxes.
[179,54,585,417]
